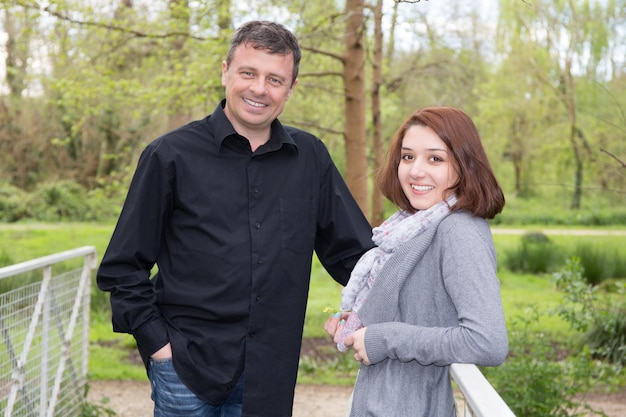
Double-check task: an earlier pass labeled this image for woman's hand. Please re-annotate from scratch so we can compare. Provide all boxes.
[344,327,370,365]
[324,312,349,343]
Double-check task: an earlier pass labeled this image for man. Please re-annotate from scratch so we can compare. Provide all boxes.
[97,20,374,417]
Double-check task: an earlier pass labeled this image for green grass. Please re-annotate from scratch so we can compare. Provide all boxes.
[1,222,624,383]
[89,316,146,380]
[0,222,114,265]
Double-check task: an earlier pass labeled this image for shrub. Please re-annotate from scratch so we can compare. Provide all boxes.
[503,232,561,274]
[552,258,626,367]
[573,243,619,286]
[0,182,28,222]
[482,306,608,417]
[584,308,626,366]
[26,181,91,221]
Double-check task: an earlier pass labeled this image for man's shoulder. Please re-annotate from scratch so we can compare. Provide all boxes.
[149,117,212,148]
[163,117,211,139]
[283,125,321,144]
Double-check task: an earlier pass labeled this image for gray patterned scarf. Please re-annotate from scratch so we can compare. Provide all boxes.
[336,195,457,351]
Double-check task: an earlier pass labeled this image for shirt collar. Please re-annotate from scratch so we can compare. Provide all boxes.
[210,100,298,155]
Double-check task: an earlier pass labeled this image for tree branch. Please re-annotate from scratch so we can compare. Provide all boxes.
[299,71,344,78]
[14,0,208,41]
[301,45,345,64]
[600,148,626,169]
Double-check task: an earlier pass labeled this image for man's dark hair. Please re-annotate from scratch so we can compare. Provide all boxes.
[226,20,301,86]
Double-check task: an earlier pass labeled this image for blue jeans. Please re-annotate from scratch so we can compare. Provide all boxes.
[148,358,243,417]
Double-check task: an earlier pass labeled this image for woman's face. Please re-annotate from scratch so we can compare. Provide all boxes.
[397,124,458,211]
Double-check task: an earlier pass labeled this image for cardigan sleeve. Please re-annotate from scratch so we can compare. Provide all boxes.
[364,213,508,367]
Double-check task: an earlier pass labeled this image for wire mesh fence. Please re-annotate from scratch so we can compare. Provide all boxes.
[0,247,96,417]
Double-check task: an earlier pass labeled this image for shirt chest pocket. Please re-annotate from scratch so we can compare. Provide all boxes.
[280,198,315,254]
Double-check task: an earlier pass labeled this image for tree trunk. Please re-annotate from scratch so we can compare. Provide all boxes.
[370,0,385,226]
[343,0,369,218]
[570,126,584,209]
[167,0,192,131]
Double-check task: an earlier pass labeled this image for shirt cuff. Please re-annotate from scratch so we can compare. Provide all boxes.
[133,317,169,357]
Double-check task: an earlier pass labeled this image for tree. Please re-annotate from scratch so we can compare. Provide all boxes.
[369,0,384,226]
[1,4,36,188]
[342,0,369,215]
[502,0,620,209]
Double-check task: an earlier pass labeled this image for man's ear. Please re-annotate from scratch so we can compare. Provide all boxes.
[221,60,228,86]
[288,78,299,98]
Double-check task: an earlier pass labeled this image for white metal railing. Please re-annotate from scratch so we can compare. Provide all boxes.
[451,363,516,417]
[0,246,97,417]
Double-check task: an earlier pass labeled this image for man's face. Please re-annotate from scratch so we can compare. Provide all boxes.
[222,43,298,139]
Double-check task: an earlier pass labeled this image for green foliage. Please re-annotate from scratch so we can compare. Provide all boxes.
[26,181,91,221]
[552,258,599,333]
[502,233,626,285]
[483,306,610,417]
[504,232,560,274]
[492,198,626,226]
[0,180,122,223]
[584,309,626,367]
[553,258,626,367]
[2,0,625,220]
[574,243,626,286]
[483,258,625,416]
[0,182,28,222]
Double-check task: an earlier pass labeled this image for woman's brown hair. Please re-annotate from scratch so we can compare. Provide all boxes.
[378,107,505,219]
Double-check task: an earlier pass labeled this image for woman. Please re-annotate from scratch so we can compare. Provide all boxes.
[325,107,509,417]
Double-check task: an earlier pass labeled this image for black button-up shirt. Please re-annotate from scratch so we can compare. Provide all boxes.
[97,101,374,416]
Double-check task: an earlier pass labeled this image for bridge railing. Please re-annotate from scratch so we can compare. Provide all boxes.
[0,246,97,417]
[451,362,516,417]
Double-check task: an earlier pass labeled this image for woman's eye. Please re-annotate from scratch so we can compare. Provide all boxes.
[401,154,413,161]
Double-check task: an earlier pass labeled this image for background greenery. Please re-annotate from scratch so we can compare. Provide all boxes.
[1,0,625,225]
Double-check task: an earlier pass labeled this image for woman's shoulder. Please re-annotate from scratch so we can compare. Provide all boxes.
[438,210,491,237]
[442,209,488,224]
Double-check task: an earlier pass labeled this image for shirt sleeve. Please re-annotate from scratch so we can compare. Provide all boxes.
[314,143,375,286]
[364,219,509,367]
[96,143,172,357]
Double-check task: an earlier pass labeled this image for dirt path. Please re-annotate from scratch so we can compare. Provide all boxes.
[87,380,353,417]
[88,380,626,417]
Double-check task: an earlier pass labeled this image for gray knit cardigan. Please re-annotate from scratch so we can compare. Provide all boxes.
[350,210,509,417]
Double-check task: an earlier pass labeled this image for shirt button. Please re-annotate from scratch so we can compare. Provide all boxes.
[257,258,263,264]
[255,222,261,229]
[252,187,260,194]
[249,332,256,338]
[256,295,261,301]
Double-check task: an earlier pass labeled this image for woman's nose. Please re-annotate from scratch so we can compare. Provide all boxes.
[409,159,425,177]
